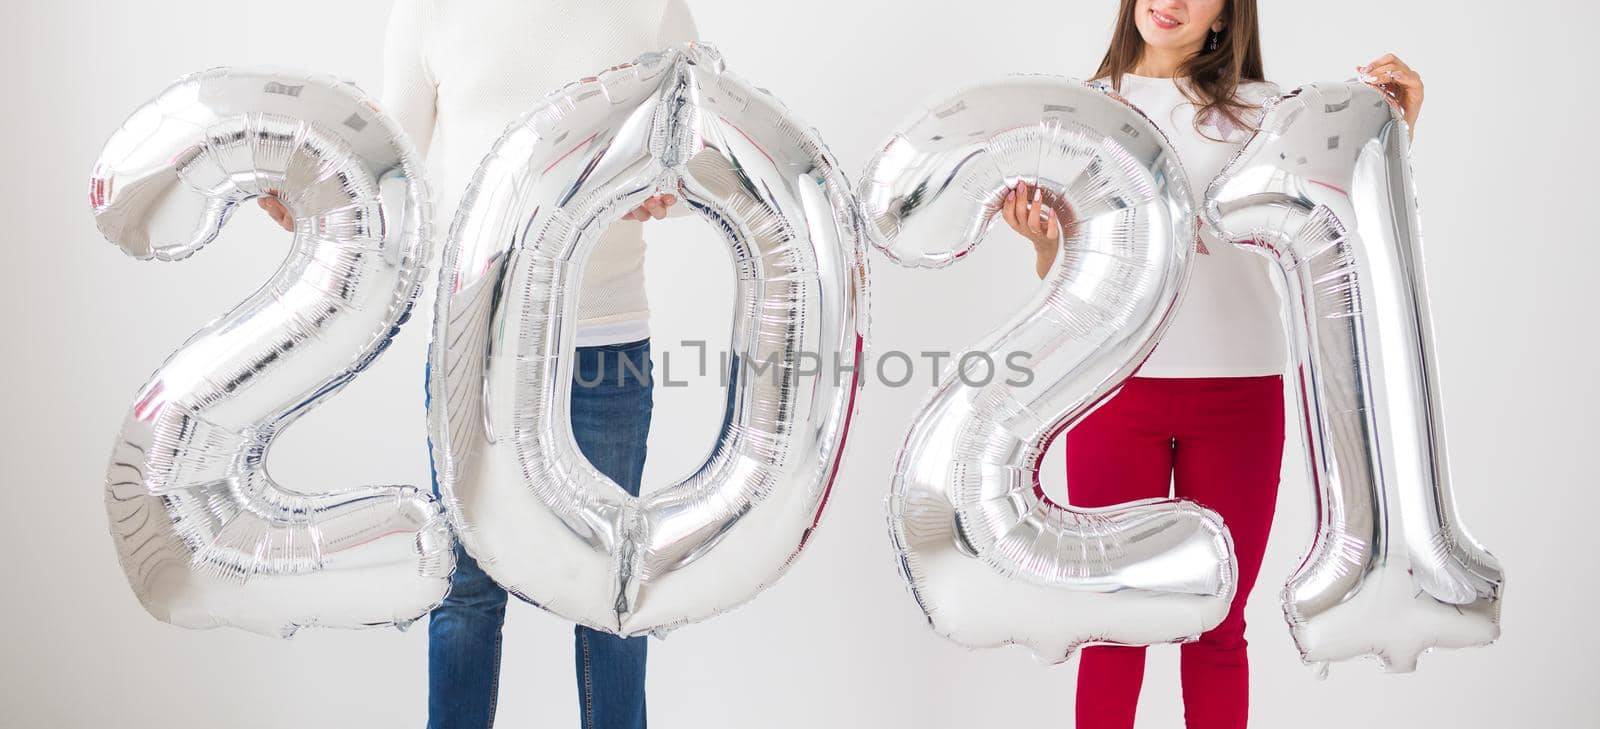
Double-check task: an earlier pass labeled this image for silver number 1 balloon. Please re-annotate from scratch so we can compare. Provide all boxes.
[89,68,453,636]
[428,44,867,637]
[863,76,1237,663]
[1206,81,1503,672]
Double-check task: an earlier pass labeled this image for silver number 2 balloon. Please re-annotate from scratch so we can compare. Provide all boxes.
[1206,81,1503,672]
[89,68,454,636]
[428,45,867,636]
[863,77,1237,663]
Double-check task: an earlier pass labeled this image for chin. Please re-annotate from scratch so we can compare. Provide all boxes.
[1138,34,1195,52]
[1134,25,1190,48]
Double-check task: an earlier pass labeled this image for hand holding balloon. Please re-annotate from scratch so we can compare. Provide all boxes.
[999,181,1077,278]
[256,196,294,231]
[1358,53,1425,135]
[620,193,679,221]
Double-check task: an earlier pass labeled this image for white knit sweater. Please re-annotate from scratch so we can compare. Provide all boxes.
[1114,74,1288,378]
[382,0,699,346]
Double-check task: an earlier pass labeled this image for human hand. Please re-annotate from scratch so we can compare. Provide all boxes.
[1359,53,1424,138]
[622,193,678,222]
[1000,181,1074,278]
[257,196,294,232]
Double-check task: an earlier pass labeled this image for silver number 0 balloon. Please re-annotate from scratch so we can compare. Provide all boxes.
[1206,81,1503,671]
[428,45,867,636]
[89,68,453,636]
[863,77,1237,663]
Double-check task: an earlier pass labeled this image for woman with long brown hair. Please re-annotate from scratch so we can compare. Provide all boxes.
[1000,2,1423,727]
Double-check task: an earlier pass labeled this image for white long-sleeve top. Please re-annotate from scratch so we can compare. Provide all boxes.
[382,0,699,346]
[1114,73,1288,378]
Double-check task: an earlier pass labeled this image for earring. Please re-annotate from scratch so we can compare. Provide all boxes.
[1207,30,1221,51]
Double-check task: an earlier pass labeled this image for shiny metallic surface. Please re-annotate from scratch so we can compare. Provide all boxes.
[88,68,453,637]
[1205,81,1503,672]
[865,77,1236,663]
[428,44,867,637]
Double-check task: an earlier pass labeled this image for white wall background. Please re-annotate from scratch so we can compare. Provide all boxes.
[3,1,1592,726]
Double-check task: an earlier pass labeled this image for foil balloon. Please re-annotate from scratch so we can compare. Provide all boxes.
[863,76,1236,663]
[427,44,867,636]
[1205,81,1503,672]
[89,68,454,636]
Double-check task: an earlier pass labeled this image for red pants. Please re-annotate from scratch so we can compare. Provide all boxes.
[1066,376,1285,729]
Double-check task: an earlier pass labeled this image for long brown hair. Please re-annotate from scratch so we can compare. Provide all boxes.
[1093,0,1266,136]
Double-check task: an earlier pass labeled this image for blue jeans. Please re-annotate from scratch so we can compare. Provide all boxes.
[425,339,655,729]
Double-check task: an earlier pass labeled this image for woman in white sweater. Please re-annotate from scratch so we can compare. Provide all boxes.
[261,1,698,727]
[1000,1,1423,727]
